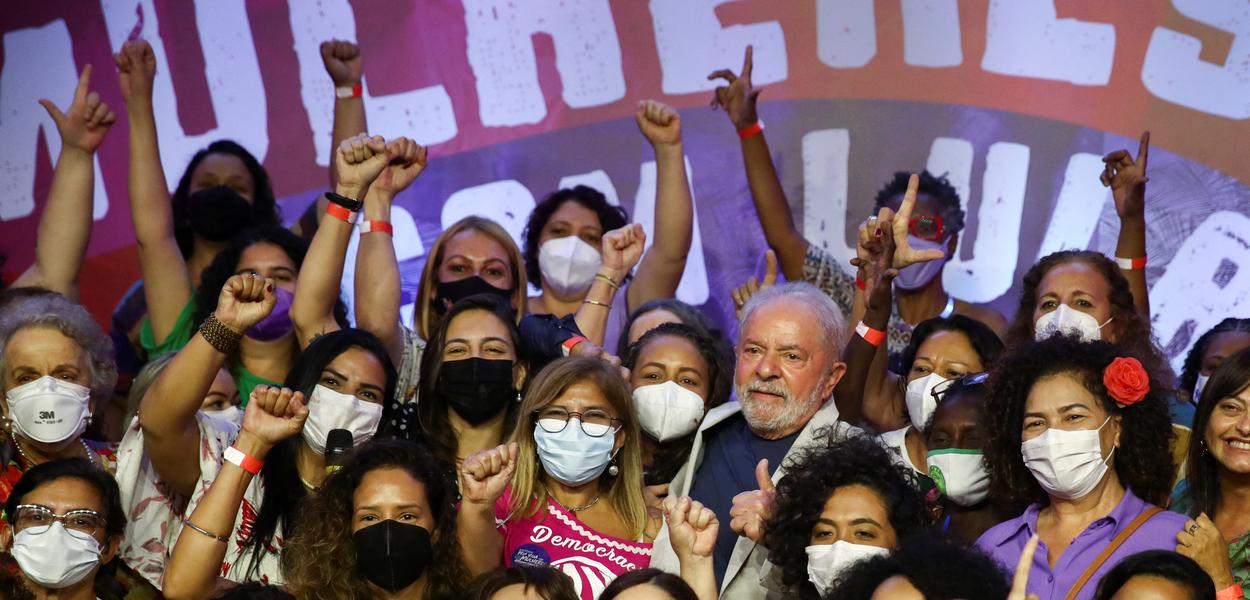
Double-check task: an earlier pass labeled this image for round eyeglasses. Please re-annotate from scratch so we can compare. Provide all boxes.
[13,504,104,538]
[533,407,622,438]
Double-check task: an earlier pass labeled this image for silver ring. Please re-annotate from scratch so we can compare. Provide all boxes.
[1188,523,1199,535]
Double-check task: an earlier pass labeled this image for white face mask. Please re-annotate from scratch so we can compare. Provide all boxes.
[904,373,947,431]
[1193,373,1210,405]
[10,522,101,589]
[1021,416,1114,500]
[926,449,990,507]
[893,236,947,291]
[5,376,92,445]
[538,236,603,297]
[806,541,890,596]
[202,405,243,427]
[1034,304,1111,342]
[301,385,383,455]
[632,381,706,442]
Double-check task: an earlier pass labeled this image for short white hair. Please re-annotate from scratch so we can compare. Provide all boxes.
[0,293,117,403]
[737,282,848,359]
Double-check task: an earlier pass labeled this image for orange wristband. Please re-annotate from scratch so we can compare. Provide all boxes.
[224,446,263,475]
[855,321,886,347]
[335,82,363,99]
[1115,255,1147,270]
[1216,584,1243,600]
[326,203,355,223]
[737,121,763,139]
[360,220,393,235]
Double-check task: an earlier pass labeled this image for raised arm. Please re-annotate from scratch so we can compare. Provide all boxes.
[12,65,115,298]
[836,213,900,428]
[1102,132,1151,320]
[115,39,193,344]
[457,442,517,576]
[322,40,367,191]
[709,46,807,280]
[353,138,428,364]
[663,496,719,600]
[162,386,307,600]
[575,224,645,346]
[627,100,692,311]
[290,133,392,348]
[138,275,276,498]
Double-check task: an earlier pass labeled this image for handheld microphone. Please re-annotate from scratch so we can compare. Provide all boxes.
[325,429,353,476]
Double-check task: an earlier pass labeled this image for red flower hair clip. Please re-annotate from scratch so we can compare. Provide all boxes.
[1103,356,1150,407]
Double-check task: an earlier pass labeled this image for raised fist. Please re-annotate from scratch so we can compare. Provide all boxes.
[460,442,518,507]
[320,40,363,88]
[39,65,116,154]
[370,137,428,201]
[635,100,681,148]
[664,495,719,560]
[241,385,309,449]
[214,274,277,333]
[114,39,157,105]
[334,133,390,200]
[600,223,646,281]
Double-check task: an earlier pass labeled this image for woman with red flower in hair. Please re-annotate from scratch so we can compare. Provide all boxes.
[975,335,1188,600]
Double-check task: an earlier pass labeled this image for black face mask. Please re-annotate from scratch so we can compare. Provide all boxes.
[434,276,511,310]
[186,185,253,241]
[436,357,516,425]
[352,520,433,592]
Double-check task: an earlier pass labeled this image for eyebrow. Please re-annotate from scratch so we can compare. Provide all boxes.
[356,504,424,512]
[446,337,511,346]
[1024,403,1089,419]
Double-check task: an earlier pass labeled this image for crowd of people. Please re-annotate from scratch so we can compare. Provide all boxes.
[0,37,1247,600]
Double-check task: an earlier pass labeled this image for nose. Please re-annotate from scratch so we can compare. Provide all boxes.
[755,351,780,380]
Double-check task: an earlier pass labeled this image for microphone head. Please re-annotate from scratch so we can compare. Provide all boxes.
[326,429,354,464]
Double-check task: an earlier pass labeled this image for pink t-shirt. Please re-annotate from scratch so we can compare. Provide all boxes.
[496,488,652,599]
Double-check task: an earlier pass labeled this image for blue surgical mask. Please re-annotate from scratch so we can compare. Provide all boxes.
[533,420,616,486]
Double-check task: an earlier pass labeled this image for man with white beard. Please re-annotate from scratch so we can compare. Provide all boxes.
[649,281,860,598]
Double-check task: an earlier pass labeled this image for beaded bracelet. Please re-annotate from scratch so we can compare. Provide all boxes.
[199,314,242,355]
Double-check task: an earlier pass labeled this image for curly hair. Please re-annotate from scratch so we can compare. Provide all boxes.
[1181,347,1250,519]
[624,322,731,485]
[898,315,1004,377]
[172,140,280,258]
[1004,250,1173,385]
[282,439,467,600]
[871,171,965,236]
[828,532,1010,600]
[0,292,117,405]
[1093,550,1214,600]
[522,186,628,288]
[765,433,930,600]
[983,336,1175,513]
[1179,318,1250,395]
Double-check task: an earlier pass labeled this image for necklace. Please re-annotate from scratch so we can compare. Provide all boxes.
[13,438,96,468]
[544,484,600,512]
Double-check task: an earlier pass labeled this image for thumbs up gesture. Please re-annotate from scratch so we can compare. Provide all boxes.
[728,458,777,545]
[733,249,778,318]
[39,65,116,155]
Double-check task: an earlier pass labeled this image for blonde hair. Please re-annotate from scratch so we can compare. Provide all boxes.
[414,216,527,339]
[507,357,647,539]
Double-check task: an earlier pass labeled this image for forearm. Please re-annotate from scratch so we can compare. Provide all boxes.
[679,555,717,600]
[353,192,403,362]
[329,96,367,190]
[835,284,891,426]
[29,147,94,297]
[456,503,504,575]
[740,133,808,279]
[628,143,692,310]
[164,432,266,599]
[573,268,625,347]
[1116,214,1150,319]
[292,197,352,348]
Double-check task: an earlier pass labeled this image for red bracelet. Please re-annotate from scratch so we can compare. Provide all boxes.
[855,273,866,290]
[224,446,263,476]
[1115,255,1147,270]
[335,82,363,99]
[562,336,589,357]
[1215,583,1243,600]
[326,203,355,223]
[360,220,393,235]
[737,121,764,139]
[855,321,886,347]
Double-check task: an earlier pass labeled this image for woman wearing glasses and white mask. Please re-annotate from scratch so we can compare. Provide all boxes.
[458,357,655,600]
[1,458,126,600]
[976,336,1187,600]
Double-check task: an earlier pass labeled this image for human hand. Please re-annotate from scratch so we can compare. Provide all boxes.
[850,215,899,311]
[320,39,362,88]
[114,39,157,106]
[568,340,631,381]
[644,483,669,521]
[240,385,309,450]
[1176,513,1237,588]
[732,249,777,319]
[635,100,682,148]
[728,459,776,545]
[890,174,947,269]
[213,274,277,333]
[1101,132,1149,222]
[370,137,428,202]
[600,223,646,280]
[40,65,116,155]
[460,442,518,507]
[708,45,761,130]
[665,495,719,560]
[334,133,390,200]
[1007,534,1041,600]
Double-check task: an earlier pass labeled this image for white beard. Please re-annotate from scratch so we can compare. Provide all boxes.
[736,379,824,436]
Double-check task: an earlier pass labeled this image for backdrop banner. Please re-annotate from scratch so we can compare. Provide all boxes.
[3,0,1249,371]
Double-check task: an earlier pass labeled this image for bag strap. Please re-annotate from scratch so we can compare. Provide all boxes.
[1063,506,1164,600]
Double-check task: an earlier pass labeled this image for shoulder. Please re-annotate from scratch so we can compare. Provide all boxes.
[975,510,1031,554]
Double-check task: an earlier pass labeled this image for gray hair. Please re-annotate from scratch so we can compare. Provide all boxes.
[738,282,848,359]
[0,293,117,404]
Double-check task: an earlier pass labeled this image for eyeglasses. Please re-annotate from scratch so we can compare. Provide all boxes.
[534,407,622,438]
[909,216,944,241]
[930,372,989,403]
[13,504,105,538]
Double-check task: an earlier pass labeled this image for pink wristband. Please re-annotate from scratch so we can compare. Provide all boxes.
[737,121,764,139]
[1216,584,1243,600]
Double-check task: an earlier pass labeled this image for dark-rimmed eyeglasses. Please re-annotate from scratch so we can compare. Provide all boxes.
[930,372,989,404]
[533,407,622,438]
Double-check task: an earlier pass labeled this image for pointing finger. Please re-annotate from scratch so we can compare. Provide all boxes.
[762,249,778,286]
[1137,131,1150,173]
[741,44,754,80]
[75,64,93,105]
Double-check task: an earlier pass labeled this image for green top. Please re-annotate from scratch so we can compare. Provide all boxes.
[139,296,279,406]
[1172,480,1250,586]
